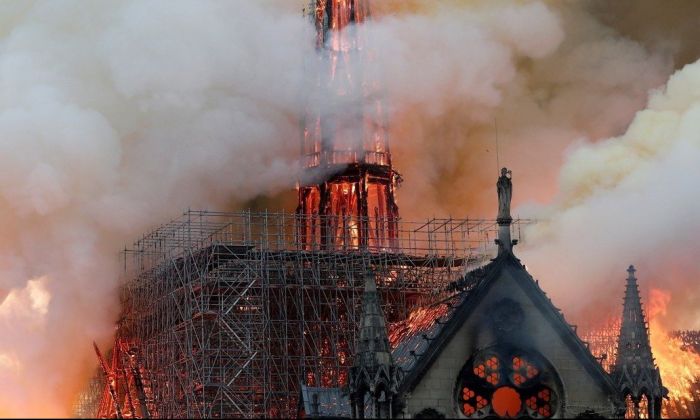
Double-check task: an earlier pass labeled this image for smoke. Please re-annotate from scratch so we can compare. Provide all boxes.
[520,59,700,330]
[355,0,677,221]
[0,1,311,416]
[0,0,696,416]
[357,1,698,333]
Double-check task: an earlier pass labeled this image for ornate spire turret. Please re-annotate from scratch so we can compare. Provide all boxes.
[612,265,667,418]
[349,273,399,419]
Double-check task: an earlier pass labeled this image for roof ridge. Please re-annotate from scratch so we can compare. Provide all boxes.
[394,252,619,398]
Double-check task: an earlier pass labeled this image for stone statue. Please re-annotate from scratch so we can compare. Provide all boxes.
[497,167,512,222]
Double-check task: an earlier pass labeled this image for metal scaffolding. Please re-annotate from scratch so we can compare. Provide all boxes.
[77,210,529,418]
[673,330,700,354]
[580,319,621,374]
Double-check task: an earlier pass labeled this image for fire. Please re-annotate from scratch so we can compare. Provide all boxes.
[298,0,400,252]
[647,289,700,417]
[581,288,700,418]
[92,339,158,419]
[388,303,450,346]
[580,317,620,373]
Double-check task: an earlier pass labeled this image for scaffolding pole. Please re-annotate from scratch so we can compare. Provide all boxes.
[76,210,531,418]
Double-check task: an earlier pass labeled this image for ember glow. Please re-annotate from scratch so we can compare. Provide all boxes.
[93,339,157,419]
[580,317,620,374]
[583,289,700,418]
[388,303,451,347]
[647,289,700,417]
[298,0,400,251]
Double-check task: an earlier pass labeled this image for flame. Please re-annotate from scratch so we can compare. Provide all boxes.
[581,289,700,418]
[0,353,21,373]
[580,317,620,374]
[647,289,700,416]
[388,303,450,346]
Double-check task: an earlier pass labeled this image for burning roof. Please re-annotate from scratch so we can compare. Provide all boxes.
[388,252,617,402]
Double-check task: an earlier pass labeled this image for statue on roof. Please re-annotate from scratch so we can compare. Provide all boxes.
[497,168,512,223]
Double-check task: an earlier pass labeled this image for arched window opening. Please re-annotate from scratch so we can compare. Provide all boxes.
[625,395,635,419]
[624,393,650,419]
[456,348,562,418]
[639,395,649,419]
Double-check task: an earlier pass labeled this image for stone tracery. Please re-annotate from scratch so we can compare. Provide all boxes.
[456,348,561,418]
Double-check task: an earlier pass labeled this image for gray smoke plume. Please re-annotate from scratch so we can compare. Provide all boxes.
[358,0,697,332]
[520,59,700,330]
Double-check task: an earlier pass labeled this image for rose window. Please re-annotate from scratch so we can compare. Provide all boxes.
[456,348,561,418]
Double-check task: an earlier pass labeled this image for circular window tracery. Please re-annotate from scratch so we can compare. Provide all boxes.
[456,348,562,418]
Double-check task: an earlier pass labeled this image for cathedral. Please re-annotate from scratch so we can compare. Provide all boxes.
[299,170,667,419]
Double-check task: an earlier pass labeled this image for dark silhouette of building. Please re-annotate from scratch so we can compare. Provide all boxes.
[359,170,622,418]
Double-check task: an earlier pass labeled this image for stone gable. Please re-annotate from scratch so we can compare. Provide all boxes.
[402,261,618,418]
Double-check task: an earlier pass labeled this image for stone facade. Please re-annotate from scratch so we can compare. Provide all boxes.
[329,171,661,419]
[400,262,619,418]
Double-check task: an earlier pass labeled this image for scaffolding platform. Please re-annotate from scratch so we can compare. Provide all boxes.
[76,210,531,418]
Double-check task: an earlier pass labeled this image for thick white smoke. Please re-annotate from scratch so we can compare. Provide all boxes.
[355,0,698,334]
[521,59,700,330]
[0,1,310,415]
[0,0,694,416]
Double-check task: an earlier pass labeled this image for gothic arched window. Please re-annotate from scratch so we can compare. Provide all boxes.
[624,393,650,419]
[455,347,562,418]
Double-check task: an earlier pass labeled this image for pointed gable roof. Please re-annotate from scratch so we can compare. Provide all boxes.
[391,252,618,396]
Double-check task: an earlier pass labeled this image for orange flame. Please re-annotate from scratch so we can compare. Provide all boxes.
[648,289,700,416]
[580,317,620,373]
[388,303,450,347]
[578,288,700,418]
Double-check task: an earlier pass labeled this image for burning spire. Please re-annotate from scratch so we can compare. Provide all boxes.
[298,0,400,251]
[612,265,667,419]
